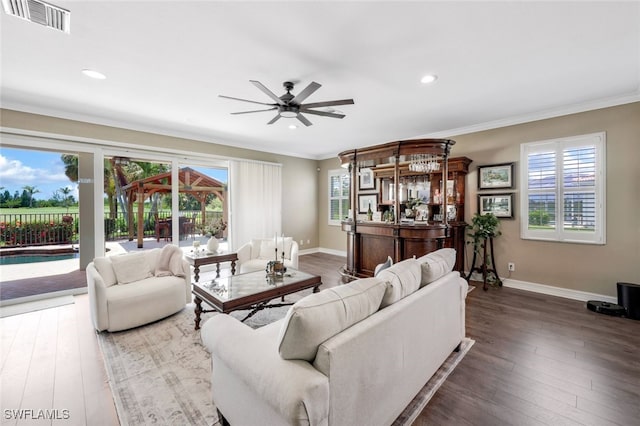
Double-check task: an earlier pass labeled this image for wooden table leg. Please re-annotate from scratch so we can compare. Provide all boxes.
[216,262,221,278]
[193,265,200,283]
[194,296,203,330]
[231,260,236,275]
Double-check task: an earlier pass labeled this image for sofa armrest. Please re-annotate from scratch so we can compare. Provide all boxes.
[236,242,253,267]
[201,315,329,425]
[86,263,109,331]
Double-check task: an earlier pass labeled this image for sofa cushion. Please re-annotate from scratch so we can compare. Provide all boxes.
[417,248,456,286]
[277,277,387,361]
[110,252,153,285]
[377,258,421,308]
[93,257,117,287]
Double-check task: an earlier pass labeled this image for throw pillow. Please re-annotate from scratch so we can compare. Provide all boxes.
[282,237,293,260]
[374,256,393,276]
[110,252,153,285]
[93,257,117,287]
[277,277,387,361]
[377,258,422,308]
[258,239,277,260]
[259,237,294,260]
[417,248,456,286]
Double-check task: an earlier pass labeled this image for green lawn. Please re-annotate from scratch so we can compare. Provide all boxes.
[0,206,79,215]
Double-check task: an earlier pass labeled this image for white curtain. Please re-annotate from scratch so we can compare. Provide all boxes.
[229,160,282,250]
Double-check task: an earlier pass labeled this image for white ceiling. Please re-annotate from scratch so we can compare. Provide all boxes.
[1,1,639,159]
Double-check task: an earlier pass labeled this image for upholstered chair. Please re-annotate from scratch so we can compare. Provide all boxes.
[236,237,299,274]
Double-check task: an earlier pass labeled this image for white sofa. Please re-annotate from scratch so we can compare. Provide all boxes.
[86,247,191,332]
[236,237,299,274]
[201,248,467,426]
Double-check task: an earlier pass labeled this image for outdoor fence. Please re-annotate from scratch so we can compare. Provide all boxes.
[0,213,78,247]
[0,211,223,248]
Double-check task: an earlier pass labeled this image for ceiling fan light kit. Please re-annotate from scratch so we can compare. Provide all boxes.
[220,80,354,126]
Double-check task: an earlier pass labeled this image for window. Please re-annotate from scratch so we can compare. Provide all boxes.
[328,169,350,225]
[520,132,605,244]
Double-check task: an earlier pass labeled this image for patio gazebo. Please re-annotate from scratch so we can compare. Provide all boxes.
[122,167,227,248]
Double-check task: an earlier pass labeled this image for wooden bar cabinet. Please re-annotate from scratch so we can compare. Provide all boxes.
[338,139,471,278]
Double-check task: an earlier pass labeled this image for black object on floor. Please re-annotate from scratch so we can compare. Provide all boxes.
[586,300,626,317]
[617,282,640,320]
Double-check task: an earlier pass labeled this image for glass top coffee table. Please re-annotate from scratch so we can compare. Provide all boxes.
[192,269,321,330]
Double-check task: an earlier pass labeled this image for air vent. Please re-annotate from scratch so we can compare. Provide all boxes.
[2,0,70,33]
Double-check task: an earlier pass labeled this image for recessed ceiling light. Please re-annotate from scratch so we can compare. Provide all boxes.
[82,69,106,80]
[288,124,297,130]
[420,74,438,84]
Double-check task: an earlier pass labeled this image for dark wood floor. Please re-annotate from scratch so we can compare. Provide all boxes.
[300,253,640,426]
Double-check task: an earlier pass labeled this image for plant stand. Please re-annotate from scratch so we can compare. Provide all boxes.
[466,236,502,291]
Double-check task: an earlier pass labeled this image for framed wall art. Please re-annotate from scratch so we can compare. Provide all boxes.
[358,194,378,214]
[478,162,514,190]
[359,168,376,190]
[478,193,514,218]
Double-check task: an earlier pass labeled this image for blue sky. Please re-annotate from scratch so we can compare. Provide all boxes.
[0,147,227,200]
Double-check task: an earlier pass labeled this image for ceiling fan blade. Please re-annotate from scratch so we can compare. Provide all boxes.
[296,113,313,127]
[300,109,346,119]
[267,114,282,125]
[231,107,277,115]
[301,99,355,109]
[291,81,321,104]
[219,95,275,106]
[250,80,285,105]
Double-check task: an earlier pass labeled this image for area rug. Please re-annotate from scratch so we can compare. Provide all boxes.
[98,302,473,426]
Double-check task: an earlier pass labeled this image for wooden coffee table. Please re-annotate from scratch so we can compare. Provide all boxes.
[184,251,238,282]
[191,269,321,330]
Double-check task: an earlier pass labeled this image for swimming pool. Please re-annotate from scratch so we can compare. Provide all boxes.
[0,252,79,265]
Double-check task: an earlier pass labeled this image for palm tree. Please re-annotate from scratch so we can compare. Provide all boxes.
[22,185,40,208]
[61,154,78,182]
[58,186,72,212]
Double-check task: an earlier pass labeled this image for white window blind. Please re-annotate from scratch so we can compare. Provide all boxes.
[520,132,605,244]
[328,169,350,226]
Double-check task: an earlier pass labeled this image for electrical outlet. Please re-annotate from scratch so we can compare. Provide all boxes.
[508,262,515,272]
[307,239,310,244]
[299,240,303,246]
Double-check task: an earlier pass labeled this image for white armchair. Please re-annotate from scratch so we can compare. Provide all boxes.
[86,248,191,332]
[236,237,299,274]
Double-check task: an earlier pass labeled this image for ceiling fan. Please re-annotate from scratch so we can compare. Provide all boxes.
[219,80,354,126]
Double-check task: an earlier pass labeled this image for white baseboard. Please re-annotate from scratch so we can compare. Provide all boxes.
[298,247,319,256]
[299,247,347,257]
[305,254,617,304]
[317,247,347,257]
[501,278,617,304]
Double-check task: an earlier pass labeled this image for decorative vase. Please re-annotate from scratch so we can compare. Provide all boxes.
[207,237,219,253]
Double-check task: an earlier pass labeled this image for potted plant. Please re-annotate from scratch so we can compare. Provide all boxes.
[466,212,502,288]
[404,197,424,218]
[201,218,227,252]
